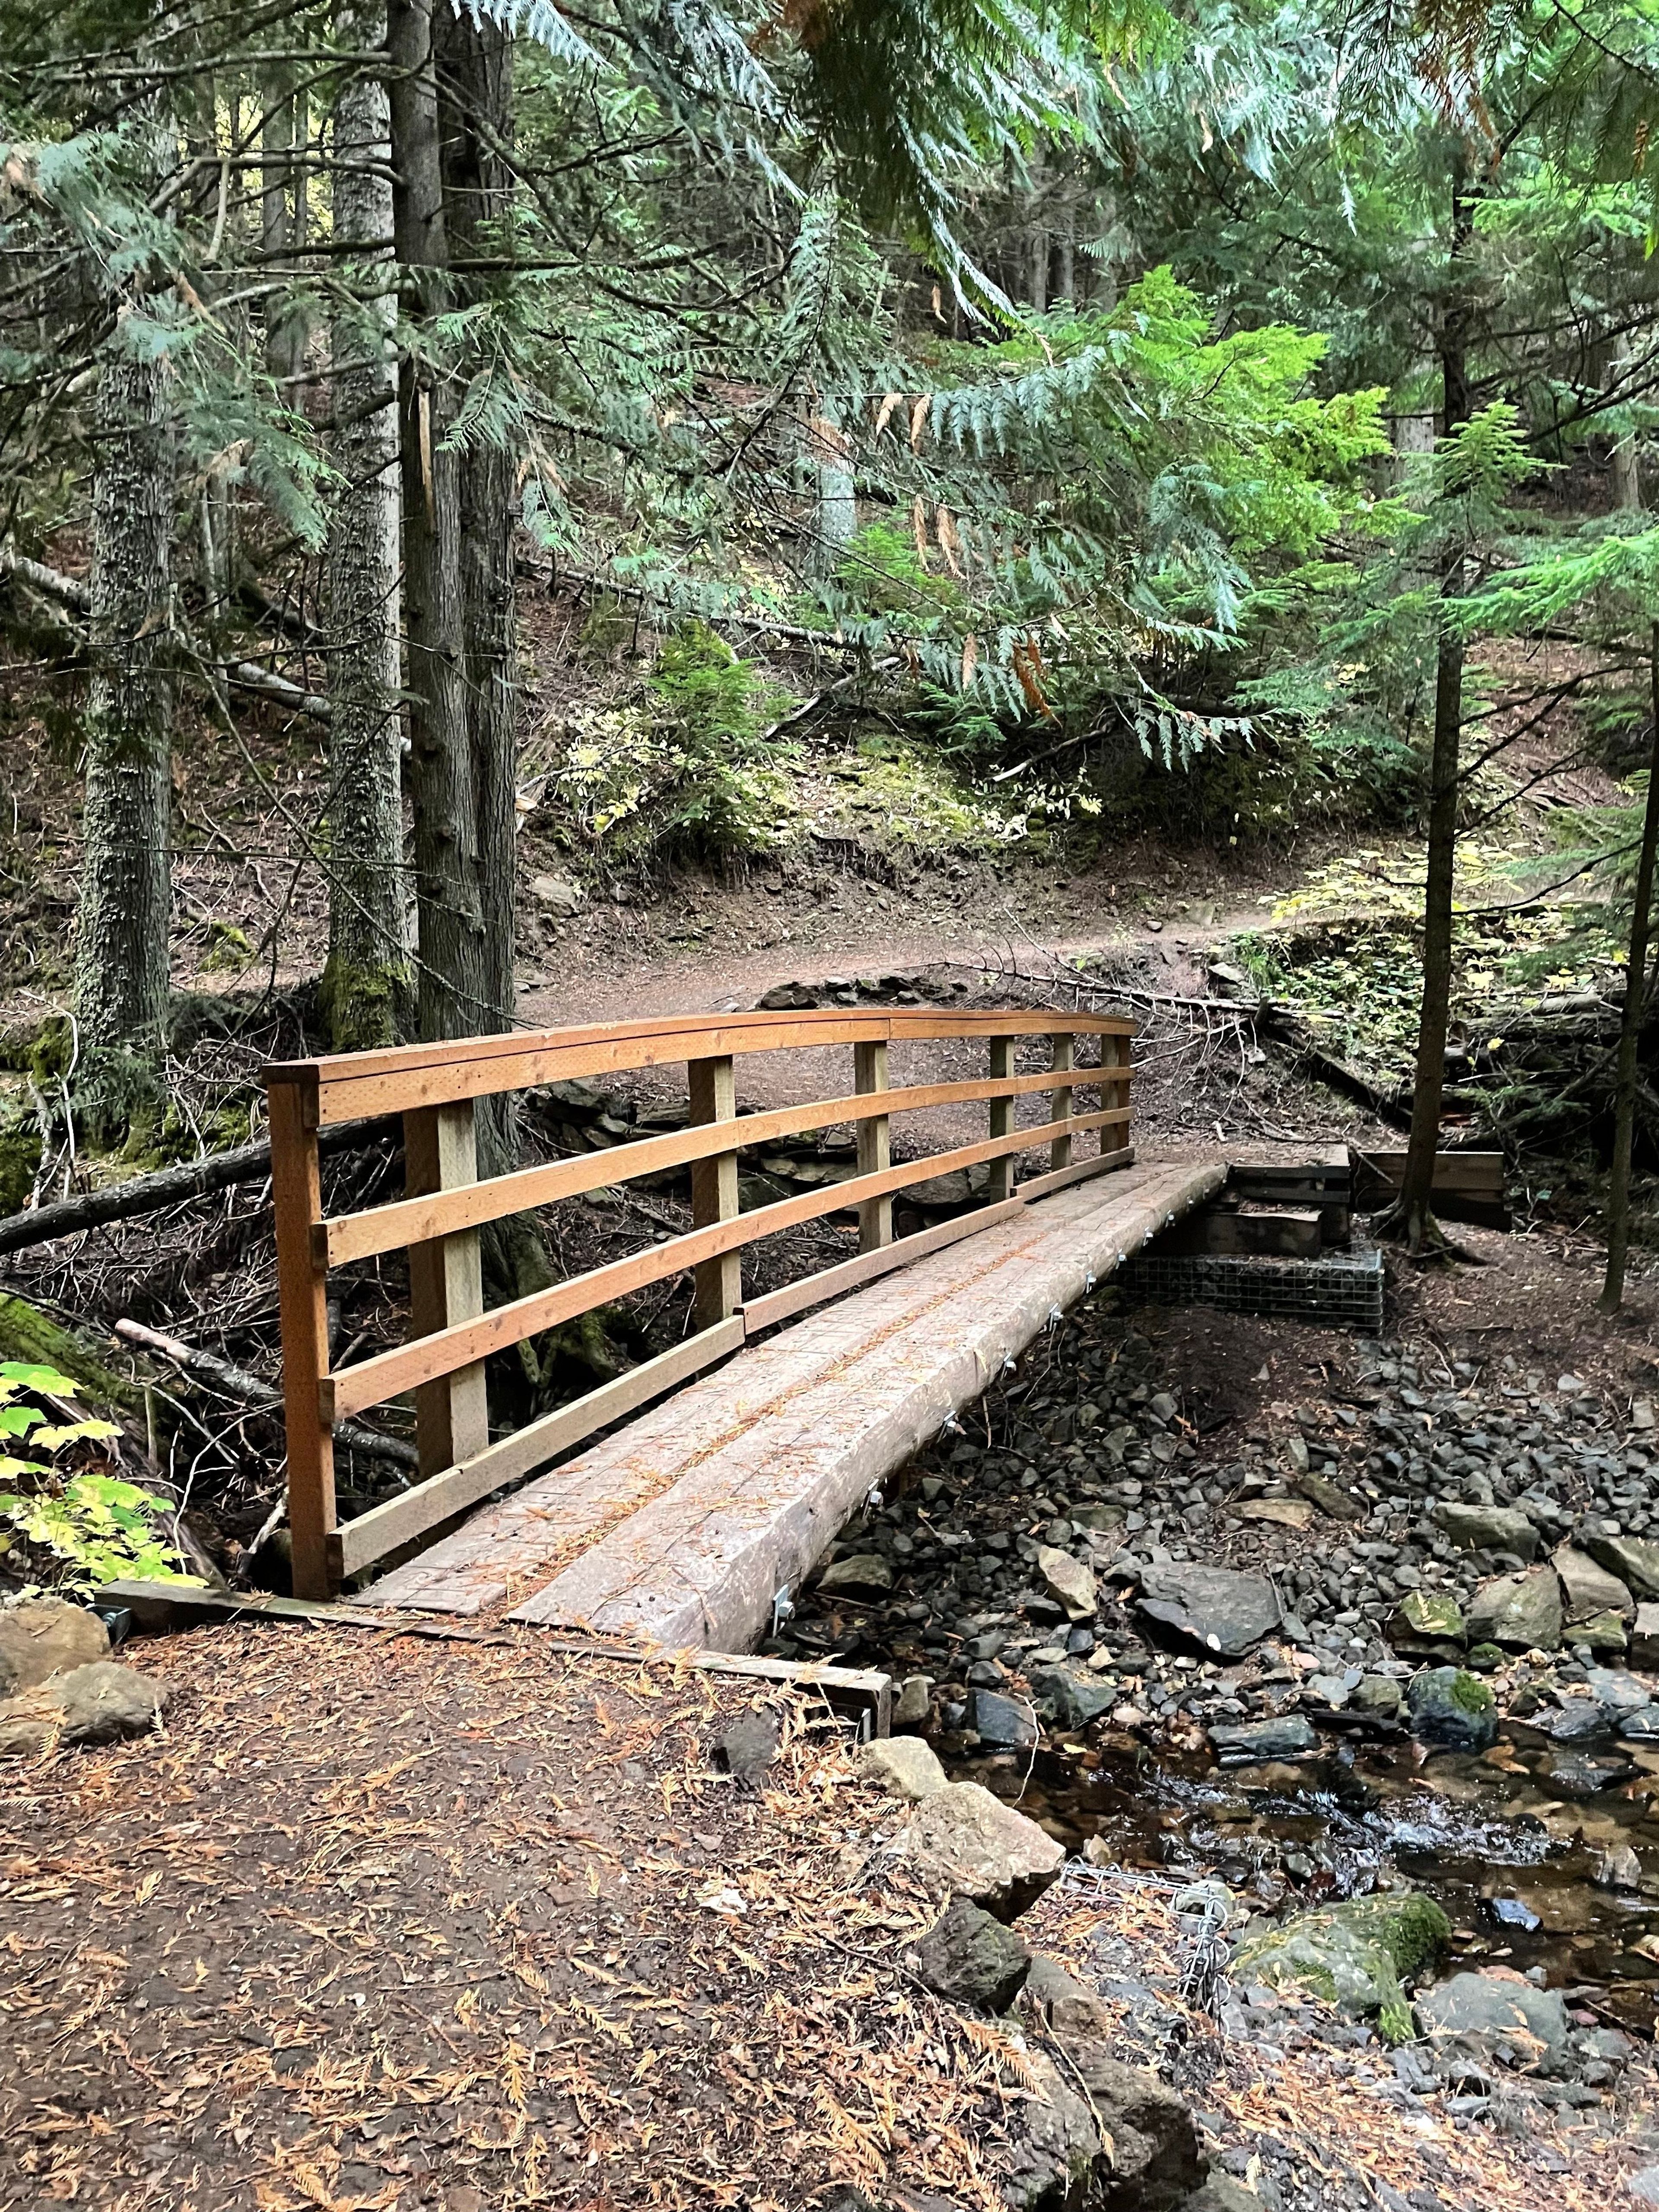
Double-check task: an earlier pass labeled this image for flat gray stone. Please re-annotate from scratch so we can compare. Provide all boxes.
[1434,1503,1538,1560]
[1035,1545,1096,1622]
[1415,1970,1569,2066]
[858,1735,947,1800]
[818,1553,893,1597]
[1466,1567,1562,1651]
[1137,1562,1281,1658]
[1555,1544,1634,1624]
[1028,1664,1116,1732]
[1587,1535,1659,1603]
[893,1780,1065,1920]
[1210,1715,1319,1760]
[0,1599,108,1697]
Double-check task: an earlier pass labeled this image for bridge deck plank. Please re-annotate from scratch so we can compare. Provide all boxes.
[354,1158,1223,1632]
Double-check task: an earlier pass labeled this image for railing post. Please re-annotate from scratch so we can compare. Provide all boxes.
[987,1034,1015,1201]
[854,1039,893,1252]
[405,1101,490,1479]
[1049,1031,1075,1172]
[1106,1030,1133,1157]
[690,1053,741,1327]
[268,1072,336,1600]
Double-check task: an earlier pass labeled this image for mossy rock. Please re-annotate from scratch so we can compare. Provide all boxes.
[1407,1664,1498,1750]
[1232,1891,1450,2044]
[0,1292,141,1414]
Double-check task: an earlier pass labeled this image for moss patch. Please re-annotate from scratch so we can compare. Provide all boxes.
[1233,1891,1450,2046]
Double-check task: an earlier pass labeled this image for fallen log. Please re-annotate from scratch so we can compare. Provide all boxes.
[0,1116,393,1260]
[114,1317,418,1470]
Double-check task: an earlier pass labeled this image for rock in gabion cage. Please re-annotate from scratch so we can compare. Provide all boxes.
[1117,1244,1384,1331]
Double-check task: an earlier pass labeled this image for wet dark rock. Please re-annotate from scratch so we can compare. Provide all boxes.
[1028,1664,1116,1732]
[1586,1665,1651,1714]
[1137,1563,1281,1658]
[913,1896,1032,2012]
[1209,1716,1319,1761]
[973,1690,1037,1748]
[1407,1666,1498,1752]
[1621,1705,1659,1738]
[1548,1699,1612,1742]
[1546,1747,1634,1796]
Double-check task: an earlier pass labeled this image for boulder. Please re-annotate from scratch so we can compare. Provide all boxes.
[893,1781,1065,1920]
[1415,1971,1570,2071]
[1578,1610,1630,1653]
[1137,1563,1281,1658]
[1407,1666,1498,1751]
[1554,1544,1634,1624]
[1208,1715,1319,1761]
[0,1660,166,1755]
[858,1736,947,1801]
[818,1553,893,1598]
[1182,2183,1270,2212]
[1627,2171,1659,2209]
[1433,1503,1539,1560]
[1353,1675,1404,1717]
[1000,2050,1103,2211]
[1586,1535,1659,1603]
[1466,1567,1562,1652]
[1002,2039,1203,2212]
[913,1896,1031,2012]
[1065,2041,1205,2212]
[0,1598,108,1697]
[1231,1892,1449,2044]
[1028,1664,1116,1732]
[1035,1546,1097,1623]
[1387,1589,1466,1657]
[527,873,582,915]
[973,1691,1038,1749]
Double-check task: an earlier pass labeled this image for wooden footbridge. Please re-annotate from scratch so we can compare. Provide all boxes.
[264,1005,1222,1641]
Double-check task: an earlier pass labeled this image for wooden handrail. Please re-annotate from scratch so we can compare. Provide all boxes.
[266,1003,1135,1598]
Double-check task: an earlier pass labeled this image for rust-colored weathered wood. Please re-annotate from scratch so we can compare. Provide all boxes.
[268,1075,336,1601]
[404,1102,490,1479]
[270,1005,1134,1125]
[854,1039,892,1253]
[325,1102,1130,1419]
[320,1065,1120,1265]
[334,1319,745,1576]
[690,1053,741,1328]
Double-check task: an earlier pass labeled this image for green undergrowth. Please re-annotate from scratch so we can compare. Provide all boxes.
[1235,843,1623,1087]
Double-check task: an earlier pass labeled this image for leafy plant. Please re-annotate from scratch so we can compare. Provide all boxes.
[0,1360,194,1592]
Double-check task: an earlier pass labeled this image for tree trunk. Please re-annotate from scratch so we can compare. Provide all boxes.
[322,3,409,1050]
[1393,168,1473,1253]
[1611,331,1643,512]
[1601,622,1659,1310]
[74,346,175,1067]
[262,67,304,384]
[388,0,486,1047]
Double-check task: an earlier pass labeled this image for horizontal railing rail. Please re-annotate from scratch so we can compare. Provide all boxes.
[266,1005,1135,1599]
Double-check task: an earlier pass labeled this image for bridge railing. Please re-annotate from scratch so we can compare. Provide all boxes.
[265,1006,1135,1599]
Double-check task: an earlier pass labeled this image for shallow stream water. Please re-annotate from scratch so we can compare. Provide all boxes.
[966,1723,1659,2036]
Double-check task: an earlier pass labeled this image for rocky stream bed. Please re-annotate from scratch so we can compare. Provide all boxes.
[776,1289,1659,2200]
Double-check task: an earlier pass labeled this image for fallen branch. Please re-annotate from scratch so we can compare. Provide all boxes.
[1,544,331,720]
[114,1317,418,1471]
[0,1116,393,1260]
